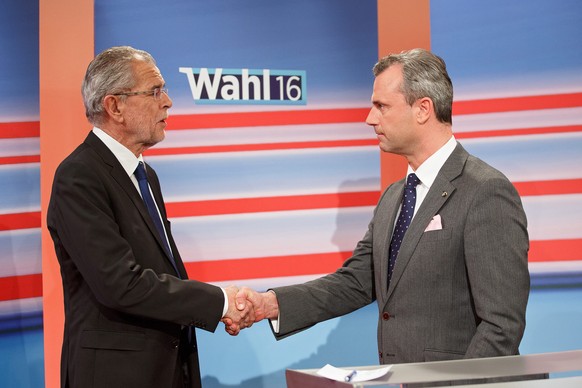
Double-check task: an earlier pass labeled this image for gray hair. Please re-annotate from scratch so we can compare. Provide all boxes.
[82,46,156,126]
[373,48,453,124]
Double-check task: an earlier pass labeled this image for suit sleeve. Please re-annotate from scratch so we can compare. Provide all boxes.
[271,214,378,339]
[48,158,224,331]
[463,173,530,357]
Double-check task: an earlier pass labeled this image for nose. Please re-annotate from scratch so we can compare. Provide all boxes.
[365,107,377,126]
[162,90,172,109]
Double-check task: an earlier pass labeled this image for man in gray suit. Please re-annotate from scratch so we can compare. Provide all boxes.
[227,48,530,365]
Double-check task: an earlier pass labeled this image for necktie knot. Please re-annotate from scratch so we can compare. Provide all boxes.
[406,173,420,188]
[134,162,147,182]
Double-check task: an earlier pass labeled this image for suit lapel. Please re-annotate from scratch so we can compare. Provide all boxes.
[85,133,183,276]
[385,143,468,298]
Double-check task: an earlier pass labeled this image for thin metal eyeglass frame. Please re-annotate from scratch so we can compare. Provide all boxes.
[111,87,168,100]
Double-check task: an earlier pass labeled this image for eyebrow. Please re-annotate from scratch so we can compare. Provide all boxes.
[150,83,165,89]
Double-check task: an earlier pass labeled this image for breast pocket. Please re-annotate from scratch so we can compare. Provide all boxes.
[415,227,457,277]
[421,227,453,242]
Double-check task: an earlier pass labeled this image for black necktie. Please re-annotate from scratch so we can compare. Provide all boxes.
[388,173,421,284]
[134,162,180,276]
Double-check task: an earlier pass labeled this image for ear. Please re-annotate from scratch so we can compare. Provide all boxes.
[415,97,432,125]
[102,95,125,123]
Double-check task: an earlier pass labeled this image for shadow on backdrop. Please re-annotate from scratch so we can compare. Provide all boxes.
[202,178,380,387]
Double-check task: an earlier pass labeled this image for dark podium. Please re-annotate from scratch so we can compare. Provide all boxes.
[286,350,582,387]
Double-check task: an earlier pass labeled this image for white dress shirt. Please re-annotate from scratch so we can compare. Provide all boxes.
[405,135,457,221]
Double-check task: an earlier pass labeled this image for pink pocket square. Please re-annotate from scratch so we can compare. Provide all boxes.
[425,214,442,231]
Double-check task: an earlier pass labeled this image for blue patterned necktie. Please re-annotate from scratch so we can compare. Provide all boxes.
[388,173,421,284]
[134,162,180,276]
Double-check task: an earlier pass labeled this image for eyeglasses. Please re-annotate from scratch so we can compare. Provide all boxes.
[112,87,169,100]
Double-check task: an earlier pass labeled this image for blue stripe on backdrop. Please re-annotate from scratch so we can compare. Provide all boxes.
[147,147,380,200]
[0,230,41,277]
[430,0,582,84]
[460,133,582,181]
[158,122,375,150]
[0,329,45,387]
[0,165,40,211]
[172,207,374,263]
[0,138,39,158]
[0,0,39,121]
[0,311,43,333]
[522,195,582,241]
[531,273,582,288]
[521,287,582,378]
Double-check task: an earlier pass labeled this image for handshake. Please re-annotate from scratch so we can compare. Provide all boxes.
[221,286,280,336]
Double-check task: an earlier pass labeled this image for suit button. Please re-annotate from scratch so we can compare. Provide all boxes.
[171,339,180,349]
[382,312,390,320]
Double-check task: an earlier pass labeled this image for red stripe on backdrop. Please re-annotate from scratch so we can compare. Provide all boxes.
[166,108,369,130]
[453,92,582,115]
[165,179,582,218]
[0,155,41,165]
[4,122,578,161]
[166,191,381,217]
[145,139,377,156]
[0,212,41,231]
[0,121,40,139]
[529,239,582,262]
[183,239,582,282]
[2,179,582,232]
[2,239,582,301]
[163,93,582,131]
[4,125,580,164]
[514,179,582,197]
[0,93,579,140]
[185,251,353,282]
[0,274,43,301]
[455,125,582,140]
[145,125,581,157]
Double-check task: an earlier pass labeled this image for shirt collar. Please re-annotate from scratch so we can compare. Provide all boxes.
[92,127,143,177]
[408,135,457,189]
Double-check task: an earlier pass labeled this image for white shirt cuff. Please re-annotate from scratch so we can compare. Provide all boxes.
[221,288,228,318]
[270,316,280,333]
[266,289,280,332]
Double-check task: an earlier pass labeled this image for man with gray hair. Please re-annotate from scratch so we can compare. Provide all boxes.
[230,48,531,372]
[48,46,253,388]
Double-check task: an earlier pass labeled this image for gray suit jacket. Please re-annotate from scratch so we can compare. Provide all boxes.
[272,143,530,365]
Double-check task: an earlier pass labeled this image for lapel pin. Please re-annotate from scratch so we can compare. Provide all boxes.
[442,191,448,197]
